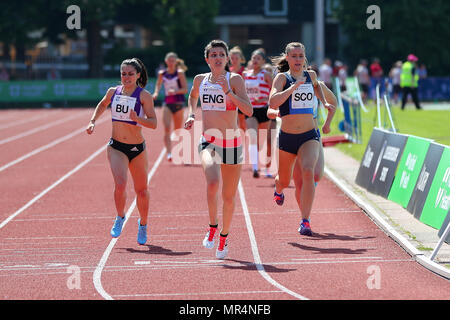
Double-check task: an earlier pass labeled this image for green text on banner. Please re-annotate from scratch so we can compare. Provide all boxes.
[420,147,450,229]
[388,136,431,207]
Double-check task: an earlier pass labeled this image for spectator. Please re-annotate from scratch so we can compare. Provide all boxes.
[370,58,384,98]
[338,63,348,92]
[47,67,61,80]
[0,64,9,81]
[354,59,370,102]
[333,60,342,77]
[400,54,422,110]
[319,58,333,90]
[389,61,402,104]
[418,63,427,79]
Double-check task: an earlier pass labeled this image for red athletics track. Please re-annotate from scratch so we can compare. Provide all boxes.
[0,108,449,300]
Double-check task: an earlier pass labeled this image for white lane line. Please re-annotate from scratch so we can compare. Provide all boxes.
[0,145,106,230]
[113,290,283,298]
[0,112,60,130]
[0,117,107,173]
[93,148,166,300]
[0,111,87,145]
[237,181,309,300]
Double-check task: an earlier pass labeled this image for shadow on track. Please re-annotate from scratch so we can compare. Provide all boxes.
[119,244,192,256]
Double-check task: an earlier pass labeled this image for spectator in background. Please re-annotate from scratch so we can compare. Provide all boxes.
[418,63,427,79]
[354,59,370,102]
[400,54,422,110]
[338,63,348,92]
[333,60,342,77]
[47,67,61,80]
[370,58,384,99]
[319,58,333,90]
[389,61,402,104]
[0,64,9,81]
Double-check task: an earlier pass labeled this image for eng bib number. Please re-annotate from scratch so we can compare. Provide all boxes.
[111,94,137,121]
[291,84,314,109]
[201,85,226,111]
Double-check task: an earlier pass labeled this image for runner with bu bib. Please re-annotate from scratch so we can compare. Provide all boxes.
[86,58,157,245]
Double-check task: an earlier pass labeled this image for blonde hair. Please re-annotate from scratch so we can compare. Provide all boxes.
[229,46,246,64]
[165,52,188,72]
[270,42,306,72]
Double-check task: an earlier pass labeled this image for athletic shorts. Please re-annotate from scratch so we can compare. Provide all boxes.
[198,133,243,165]
[108,138,146,162]
[165,103,184,114]
[278,129,320,155]
[246,106,270,123]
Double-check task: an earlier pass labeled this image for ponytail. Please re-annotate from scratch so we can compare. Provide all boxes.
[270,42,306,73]
[271,54,289,73]
[176,58,188,72]
[121,57,148,88]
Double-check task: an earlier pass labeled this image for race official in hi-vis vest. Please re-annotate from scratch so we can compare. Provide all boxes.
[400,54,422,110]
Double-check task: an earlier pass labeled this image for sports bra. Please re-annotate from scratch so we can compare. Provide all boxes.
[279,71,315,117]
[243,69,270,108]
[110,85,144,126]
[162,70,185,104]
[199,72,237,111]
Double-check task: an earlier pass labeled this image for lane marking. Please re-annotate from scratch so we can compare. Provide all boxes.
[113,290,283,298]
[0,145,106,230]
[93,148,166,300]
[0,111,87,145]
[0,117,108,173]
[237,181,309,300]
[0,112,60,130]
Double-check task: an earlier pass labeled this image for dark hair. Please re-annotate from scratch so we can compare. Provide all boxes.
[270,42,305,73]
[251,48,266,60]
[121,58,148,88]
[204,39,230,72]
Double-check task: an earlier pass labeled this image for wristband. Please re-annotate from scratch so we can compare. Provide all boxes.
[90,119,96,124]
[189,114,195,119]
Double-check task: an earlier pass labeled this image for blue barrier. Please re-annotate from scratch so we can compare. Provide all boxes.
[368,77,450,101]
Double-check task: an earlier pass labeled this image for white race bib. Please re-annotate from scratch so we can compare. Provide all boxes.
[245,80,259,100]
[291,84,314,109]
[163,78,178,95]
[111,94,137,121]
[200,84,226,111]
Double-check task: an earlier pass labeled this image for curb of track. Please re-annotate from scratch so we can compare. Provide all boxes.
[324,166,450,280]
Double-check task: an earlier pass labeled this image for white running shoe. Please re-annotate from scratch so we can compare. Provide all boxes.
[216,236,228,259]
[202,227,217,249]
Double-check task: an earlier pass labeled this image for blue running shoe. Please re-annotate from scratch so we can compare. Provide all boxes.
[137,219,148,245]
[298,219,312,236]
[110,216,125,238]
[274,191,284,206]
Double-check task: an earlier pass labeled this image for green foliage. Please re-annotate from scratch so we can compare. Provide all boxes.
[335,0,450,76]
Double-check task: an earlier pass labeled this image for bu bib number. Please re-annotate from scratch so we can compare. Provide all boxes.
[201,86,226,111]
[292,84,314,109]
[111,95,137,121]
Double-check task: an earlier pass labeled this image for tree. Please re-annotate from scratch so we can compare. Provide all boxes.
[61,0,124,78]
[334,0,450,75]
